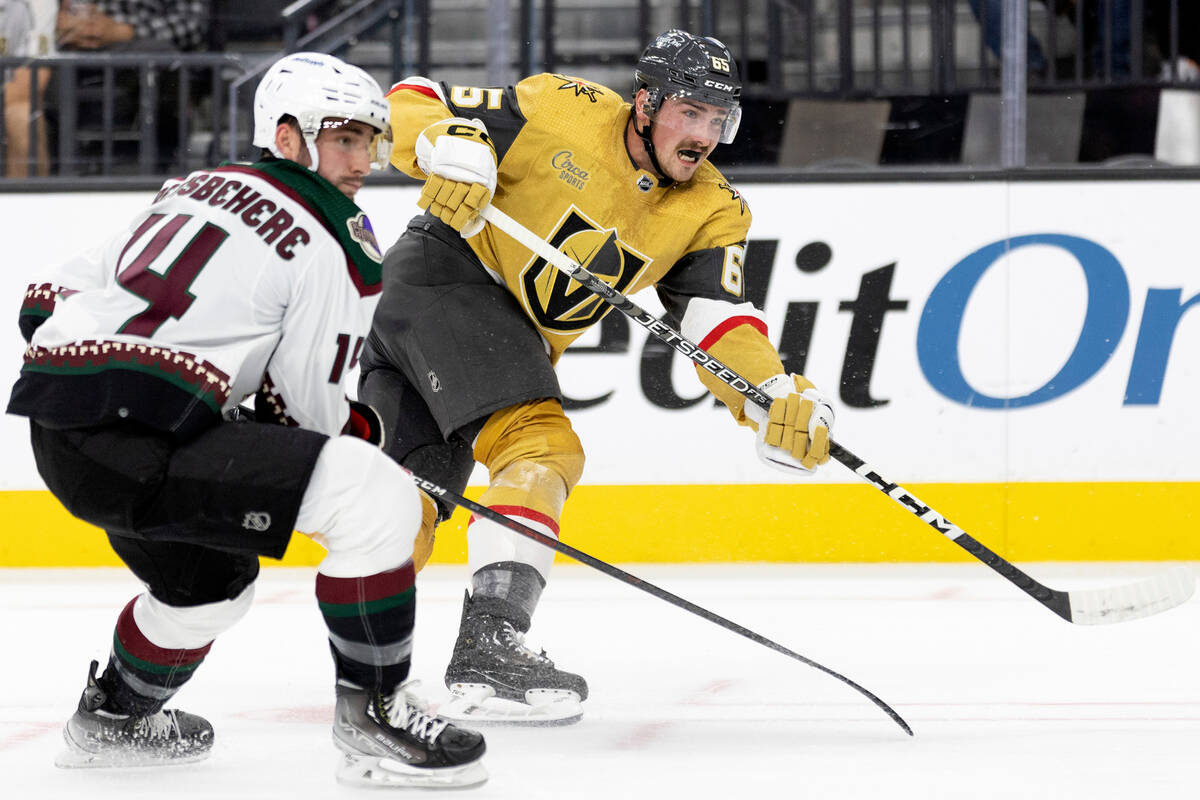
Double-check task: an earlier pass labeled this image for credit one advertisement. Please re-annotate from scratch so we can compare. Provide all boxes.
[0,180,1195,490]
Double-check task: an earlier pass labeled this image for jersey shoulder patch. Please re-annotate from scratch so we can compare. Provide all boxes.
[231,160,383,294]
[693,163,750,218]
[517,73,623,124]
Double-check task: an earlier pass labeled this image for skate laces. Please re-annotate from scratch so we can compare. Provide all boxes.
[382,688,448,745]
[496,621,553,665]
[127,710,180,742]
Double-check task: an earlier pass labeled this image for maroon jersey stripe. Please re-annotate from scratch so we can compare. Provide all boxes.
[212,165,380,298]
[315,562,416,605]
[114,598,213,666]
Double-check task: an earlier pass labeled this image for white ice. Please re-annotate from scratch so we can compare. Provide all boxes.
[2,562,1197,799]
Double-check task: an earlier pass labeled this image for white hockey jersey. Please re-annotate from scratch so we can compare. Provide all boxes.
[8,159,384,440]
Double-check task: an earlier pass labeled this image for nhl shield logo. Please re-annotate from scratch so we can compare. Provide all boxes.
[636,175,654,192]
[242,511,272,532]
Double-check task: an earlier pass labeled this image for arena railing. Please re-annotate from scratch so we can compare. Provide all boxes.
[2,0,1198,189]
[0,52,250,186]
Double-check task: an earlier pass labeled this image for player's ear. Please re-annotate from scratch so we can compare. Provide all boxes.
[632,87,652,122]
[274,121,306,165]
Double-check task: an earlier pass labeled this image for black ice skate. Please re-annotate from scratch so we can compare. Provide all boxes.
[441,591,588,726]
[55,660,213,769]
[332,679,487,789]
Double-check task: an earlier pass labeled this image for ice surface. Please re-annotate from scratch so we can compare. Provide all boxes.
[2,562,1198,799]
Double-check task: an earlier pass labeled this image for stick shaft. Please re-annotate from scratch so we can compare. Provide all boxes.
[409,471,912,735]
[478,204,1192,626]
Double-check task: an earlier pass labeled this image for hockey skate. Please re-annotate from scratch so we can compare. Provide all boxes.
[441,592,588,726]
[332,679,487,789]
[55,660,214,769]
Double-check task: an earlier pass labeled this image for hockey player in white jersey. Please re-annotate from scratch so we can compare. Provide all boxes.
[6,52,486,789]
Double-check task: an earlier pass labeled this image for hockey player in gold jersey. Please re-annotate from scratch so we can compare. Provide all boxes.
[360,30,835,724]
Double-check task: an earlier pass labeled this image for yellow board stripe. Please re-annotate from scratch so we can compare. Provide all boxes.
[4,482,1198,567]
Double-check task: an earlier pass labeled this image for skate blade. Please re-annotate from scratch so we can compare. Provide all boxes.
[55,726,212,770]
[336,752,488,789]
[440,683,583,727]
[55,744,210,769]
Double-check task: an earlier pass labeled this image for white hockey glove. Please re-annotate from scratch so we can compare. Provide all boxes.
[415,117,497,238]
[744,374,834,474]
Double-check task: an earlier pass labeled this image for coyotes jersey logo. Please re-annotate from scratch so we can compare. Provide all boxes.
[520,207,651,332]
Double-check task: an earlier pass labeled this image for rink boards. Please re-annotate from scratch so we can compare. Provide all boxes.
[1,481,1198,566]
[1,180,1197,565]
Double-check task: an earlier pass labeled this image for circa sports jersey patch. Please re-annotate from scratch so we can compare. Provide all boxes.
[346,212,383,263]
[519,206,651,333]
[553,75,602,102]
[551,150,590,191]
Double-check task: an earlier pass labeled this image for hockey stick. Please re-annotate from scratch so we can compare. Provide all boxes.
[407,471,913,736]
[479,203,1196,626]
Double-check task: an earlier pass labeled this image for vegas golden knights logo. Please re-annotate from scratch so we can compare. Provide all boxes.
[521,208,650,332]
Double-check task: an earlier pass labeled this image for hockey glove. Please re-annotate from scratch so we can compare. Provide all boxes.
[415,117,497,238]
[343,399,385,448]
[744,374,834,474]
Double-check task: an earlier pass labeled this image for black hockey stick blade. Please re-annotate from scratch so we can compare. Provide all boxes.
[831,442,1197,624]
[480,204,1197,626]
[409,472,913,736]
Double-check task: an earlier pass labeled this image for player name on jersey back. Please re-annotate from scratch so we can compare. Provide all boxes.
[154,169,312,261]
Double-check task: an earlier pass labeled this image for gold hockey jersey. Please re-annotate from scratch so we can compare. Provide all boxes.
[386,72,786,420]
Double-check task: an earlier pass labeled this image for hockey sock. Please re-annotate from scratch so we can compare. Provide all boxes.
[467,560,546,632]
[101,597,212,716]
[316,562,416,691]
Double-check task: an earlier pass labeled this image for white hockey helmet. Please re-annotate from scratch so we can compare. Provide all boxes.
[252,51,392,171]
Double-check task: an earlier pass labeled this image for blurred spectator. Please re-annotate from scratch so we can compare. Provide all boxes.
[965,0,1051,77]
[1086,0,1133,78]
[1058,0,1133,78]
[48,0,211,174]
[1148,1,1200,81]
[2,0,57,177]
[1068,0,1200,81]
[56,1,209,52]
[972,1,1148,81]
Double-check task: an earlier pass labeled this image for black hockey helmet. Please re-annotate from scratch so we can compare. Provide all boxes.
[633,29,742,143]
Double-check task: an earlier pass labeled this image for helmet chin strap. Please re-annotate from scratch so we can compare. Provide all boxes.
[632,110,673,187]
[303,134,320,172]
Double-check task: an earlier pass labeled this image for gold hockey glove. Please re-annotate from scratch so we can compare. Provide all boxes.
[414,117,497,238]
[744,374,834,474]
